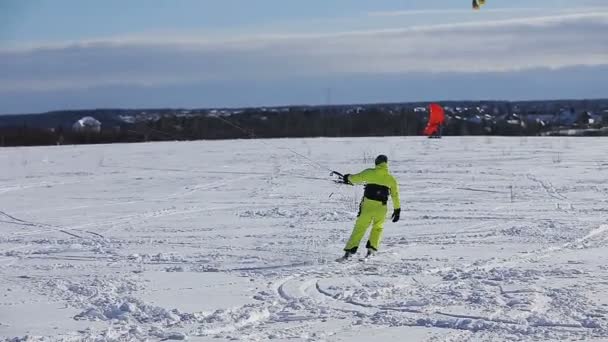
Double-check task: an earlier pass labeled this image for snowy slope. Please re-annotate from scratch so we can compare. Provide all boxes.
[1,137,607,341]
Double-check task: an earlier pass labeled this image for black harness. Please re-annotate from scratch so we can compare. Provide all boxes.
[363,183,390,205]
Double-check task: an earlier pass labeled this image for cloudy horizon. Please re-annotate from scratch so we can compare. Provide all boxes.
[1,0,607,114]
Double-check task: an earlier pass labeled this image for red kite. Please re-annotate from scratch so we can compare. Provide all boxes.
[423,103,446,137]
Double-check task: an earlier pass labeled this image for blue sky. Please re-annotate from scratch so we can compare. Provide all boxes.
[1,0,607,113]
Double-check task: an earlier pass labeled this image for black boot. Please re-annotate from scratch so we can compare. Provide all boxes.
[365,248,375,258]
[336,251,353,262]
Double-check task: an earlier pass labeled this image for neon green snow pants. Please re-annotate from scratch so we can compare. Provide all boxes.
[344,198,387,253]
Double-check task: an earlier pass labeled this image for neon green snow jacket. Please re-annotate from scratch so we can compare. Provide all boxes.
[348,162,401,209]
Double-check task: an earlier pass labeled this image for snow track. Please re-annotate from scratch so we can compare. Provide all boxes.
[268,258,606,340]
[2,137,608,341]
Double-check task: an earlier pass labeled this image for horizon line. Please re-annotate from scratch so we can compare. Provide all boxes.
[3,97,608,117]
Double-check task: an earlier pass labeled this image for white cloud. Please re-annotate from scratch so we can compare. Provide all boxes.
[1,12,607,92]
[367,6,608,17]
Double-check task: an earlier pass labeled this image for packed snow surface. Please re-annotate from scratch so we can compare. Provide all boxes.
[1,137,608,341]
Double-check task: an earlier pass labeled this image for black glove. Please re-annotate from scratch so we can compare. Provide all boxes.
[391,208,401,222]
[342,174,351,185]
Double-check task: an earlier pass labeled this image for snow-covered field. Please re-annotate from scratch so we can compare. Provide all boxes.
[1,137,608,341]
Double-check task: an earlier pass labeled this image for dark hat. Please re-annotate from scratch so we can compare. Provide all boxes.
[375,155,388,165]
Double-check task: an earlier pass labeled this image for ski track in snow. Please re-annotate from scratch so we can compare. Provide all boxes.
[1,137,608,341]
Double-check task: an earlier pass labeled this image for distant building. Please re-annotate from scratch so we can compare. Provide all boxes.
[72,116,101,133]
[526,114,555,126]
[586,112,603,125]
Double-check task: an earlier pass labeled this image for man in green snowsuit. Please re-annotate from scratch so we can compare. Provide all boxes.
[339,155,401,260]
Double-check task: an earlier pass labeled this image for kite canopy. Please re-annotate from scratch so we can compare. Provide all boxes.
[423,103,446,136]
[473,0,486,10]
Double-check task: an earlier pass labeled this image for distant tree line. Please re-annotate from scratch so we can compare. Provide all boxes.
[0,125,141,147]
[1,105,606,147]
